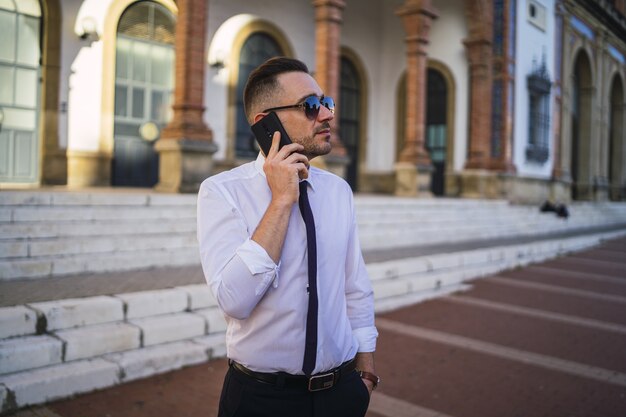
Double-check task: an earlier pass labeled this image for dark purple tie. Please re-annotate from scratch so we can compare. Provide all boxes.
[299,180,318,376]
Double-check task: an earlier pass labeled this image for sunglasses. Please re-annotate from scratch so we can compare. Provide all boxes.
[263,96,335,120]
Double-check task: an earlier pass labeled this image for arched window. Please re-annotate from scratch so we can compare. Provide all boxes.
[339,56,361,190]
[113,1,175,187]
[397,67,452,196]
[526,60,551,164]
[235,33,283,158]
[0,0,41,184]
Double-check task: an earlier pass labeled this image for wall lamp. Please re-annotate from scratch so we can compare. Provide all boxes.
[79,16,99,41]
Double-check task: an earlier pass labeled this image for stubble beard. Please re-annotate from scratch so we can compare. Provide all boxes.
[293,122,332,160]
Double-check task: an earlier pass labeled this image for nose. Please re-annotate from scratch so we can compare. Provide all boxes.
[318,104,334,122]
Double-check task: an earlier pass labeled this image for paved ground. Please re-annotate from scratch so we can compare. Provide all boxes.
[8,237,626,417]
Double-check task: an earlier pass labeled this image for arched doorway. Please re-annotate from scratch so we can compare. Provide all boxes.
[112,1,175,187]
[235,33,283,159]
[0,0,41,184]
[425,68,448,196]
[571,51,593,200]
[609,75,624,201]
[339,55,362,190]
[395,67,454,197]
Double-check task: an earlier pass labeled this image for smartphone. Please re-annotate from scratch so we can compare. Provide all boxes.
[251,112,292,156]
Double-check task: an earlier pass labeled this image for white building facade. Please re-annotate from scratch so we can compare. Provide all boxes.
[1,0,624,203]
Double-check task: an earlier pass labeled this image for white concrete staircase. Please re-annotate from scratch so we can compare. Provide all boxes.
[0,284,227,413]
[0,192,198,280]
[2,190,626,281]
[356,195,626,250]
[1,189,626,413]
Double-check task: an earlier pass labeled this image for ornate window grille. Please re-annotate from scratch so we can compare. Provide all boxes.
[526,59,551,163]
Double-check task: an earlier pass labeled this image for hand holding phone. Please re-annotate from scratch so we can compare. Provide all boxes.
[251,112,309,183]
[251,112,293,156]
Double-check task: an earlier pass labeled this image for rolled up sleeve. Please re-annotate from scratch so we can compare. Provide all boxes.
[353,326,378,353]
[197,180,277,320]
[236,239,281,296]
[344,193,378,352]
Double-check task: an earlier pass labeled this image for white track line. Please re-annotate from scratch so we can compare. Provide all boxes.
[377,318,626,387]
[442,295,626,335]
[485,276,626,304]
[527,265,626,285]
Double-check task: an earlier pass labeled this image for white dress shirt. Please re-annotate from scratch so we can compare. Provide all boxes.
[197,154,378,375]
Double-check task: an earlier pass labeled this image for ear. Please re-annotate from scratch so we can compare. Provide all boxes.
[252,112,268,124]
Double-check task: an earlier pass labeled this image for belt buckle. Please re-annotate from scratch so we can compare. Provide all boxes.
[308,372,335,392]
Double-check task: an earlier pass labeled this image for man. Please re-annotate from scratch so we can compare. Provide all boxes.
[197,57,378,417]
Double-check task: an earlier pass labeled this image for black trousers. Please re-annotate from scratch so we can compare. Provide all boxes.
[217,365,371,417]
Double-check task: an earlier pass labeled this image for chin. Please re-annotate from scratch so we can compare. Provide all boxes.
[307,146,331,160]
[299,136,332,157]
[317,143,332,156]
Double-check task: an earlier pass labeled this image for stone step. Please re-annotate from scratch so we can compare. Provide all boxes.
[0,335,63,375]
[2,214,601,260]
[0,246,200,280]
[2,190,626,282]
[0,293,223,374]
[0,358,120,410]
[2,192,622,231]
[354,195,511,208]
[0,191,600,223]
[0,191,197,207]
[0,197,517,242]
[359,207,626,233]
[3,191,624,213]
[358,207,624,225]
[369,230,626,311]
[0,218,197,240]
[0,208,618,249]
[0,203,526,231]
[359,222,626,250]
[0,232,197,260]
[2,219,611,279]
[356,203,626,221]
[0,208,553,244]
[0,306,38,339]
[0,285,217,340]
[0,205,196,223]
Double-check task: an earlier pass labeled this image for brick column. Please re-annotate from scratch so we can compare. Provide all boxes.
[155,0,217,193]
[463,38,492,170]
[489,0,516,174]
[462,0,493,171]
[395,0,437,197]
[312,0,349,177]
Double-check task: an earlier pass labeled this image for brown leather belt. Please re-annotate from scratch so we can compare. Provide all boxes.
[230,358,356,392]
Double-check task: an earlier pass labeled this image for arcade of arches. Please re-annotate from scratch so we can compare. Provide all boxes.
[1,0,624,202]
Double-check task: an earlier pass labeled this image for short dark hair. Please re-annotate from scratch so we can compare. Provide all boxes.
[243,57,309,123]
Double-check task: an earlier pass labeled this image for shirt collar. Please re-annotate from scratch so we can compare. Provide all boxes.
[254,152,317,193]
